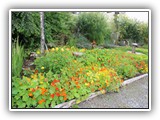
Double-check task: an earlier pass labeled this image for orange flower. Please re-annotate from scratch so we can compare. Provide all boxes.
[75,81,79,85]
[41,88,47,95]
[56,92,60,97]
[98,88,102,91]
[91,88,95,92]
[61,91,67,97]
[63,96,67,101]
[92,67,95,70]
[56,87,59,91]
[28,93,33,97]
[83,79,87,83]
[76,85,80,89]
[51,79,60,86]
[34,70,38,74]
[30,88,35,92]
[51,82,55,86]
[38,99,45,104]
[120,79,124,83]
[50,94,55,98]
[71,77,76,81]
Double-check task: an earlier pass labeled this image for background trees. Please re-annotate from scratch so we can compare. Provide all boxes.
[11,11,148,50]
[118,14,148,45]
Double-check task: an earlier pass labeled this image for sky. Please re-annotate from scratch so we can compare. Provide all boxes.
[125,12,148,23]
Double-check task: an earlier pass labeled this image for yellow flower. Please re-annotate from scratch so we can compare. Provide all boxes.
[56,47,59,51]
[91,80,94,85]
[100,90,106,94]
[41,67,44,70]
[61,48,64,52]
[40,81,43,84]
[31,75,34,79]
[85,83,90,87]
[40,75,44,80]
[26,77,31,82]
[66,48,70,51]
[51,48,55,52]
[32,74,37,80]
[73,60,77,63]
[36,51,40,54]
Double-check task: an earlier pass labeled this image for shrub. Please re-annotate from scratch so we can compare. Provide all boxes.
[77,12,111,45]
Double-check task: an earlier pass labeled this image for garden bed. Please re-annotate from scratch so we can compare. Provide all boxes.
[53,73,148,108]
[12,46,148,108]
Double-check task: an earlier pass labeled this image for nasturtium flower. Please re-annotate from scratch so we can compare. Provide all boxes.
[56,92,60,97]
[28,93,33,97]
[51,48,55,52]
[41,66,44,70]
[50,94,55,98]
[91,80,94,84]
[36,51,40,55]
[38,99,45,104]
[63,97,67,101]
[61,48,64,52]
[56,47,59,51]
[85,83,90,87]
[40,81,43,84]
[100,90,106,94]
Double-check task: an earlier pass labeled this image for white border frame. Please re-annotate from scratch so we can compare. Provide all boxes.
[9,9,151,111]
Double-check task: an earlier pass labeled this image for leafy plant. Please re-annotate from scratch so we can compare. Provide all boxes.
[12,40,24,78]
[12,46,148,108]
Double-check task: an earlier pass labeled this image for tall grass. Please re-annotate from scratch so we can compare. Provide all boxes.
[12,40,24,78]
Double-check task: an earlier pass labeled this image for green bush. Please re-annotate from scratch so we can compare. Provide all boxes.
[12,40,24,78]
[77,12,111,45]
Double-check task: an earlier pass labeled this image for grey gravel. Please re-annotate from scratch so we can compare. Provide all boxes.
[78,76,148,108]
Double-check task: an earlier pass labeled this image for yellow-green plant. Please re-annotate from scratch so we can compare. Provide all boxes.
[12,40,24,78]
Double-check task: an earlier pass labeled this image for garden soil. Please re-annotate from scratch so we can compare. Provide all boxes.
[78,75,148,108]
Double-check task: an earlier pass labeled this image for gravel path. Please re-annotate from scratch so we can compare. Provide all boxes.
[78,76,148,108]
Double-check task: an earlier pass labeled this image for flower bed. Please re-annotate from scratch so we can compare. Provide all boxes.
[12,47,148,108]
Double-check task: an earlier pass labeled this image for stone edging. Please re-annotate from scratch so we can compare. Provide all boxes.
[120,74,148,87]
[54,73,148,108]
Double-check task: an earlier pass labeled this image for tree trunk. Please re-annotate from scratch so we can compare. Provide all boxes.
[40,12,45,54]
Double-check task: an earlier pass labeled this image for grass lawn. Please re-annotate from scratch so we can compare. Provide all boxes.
[12,46,148,108]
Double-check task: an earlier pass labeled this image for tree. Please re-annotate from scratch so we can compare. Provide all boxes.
[77,12,111,45]
[12,12,40,48]
[40,12,45,54]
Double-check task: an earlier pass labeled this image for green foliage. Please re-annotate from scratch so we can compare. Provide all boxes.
[12,40,24,78]
[77,12,111,44]
[12,12,76,49]
[44,12,76,44]
[114,46,148,55]
[12,46,148,108]
[34,47,74,74]
[12,12,40,48]
[118,14,148,44]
